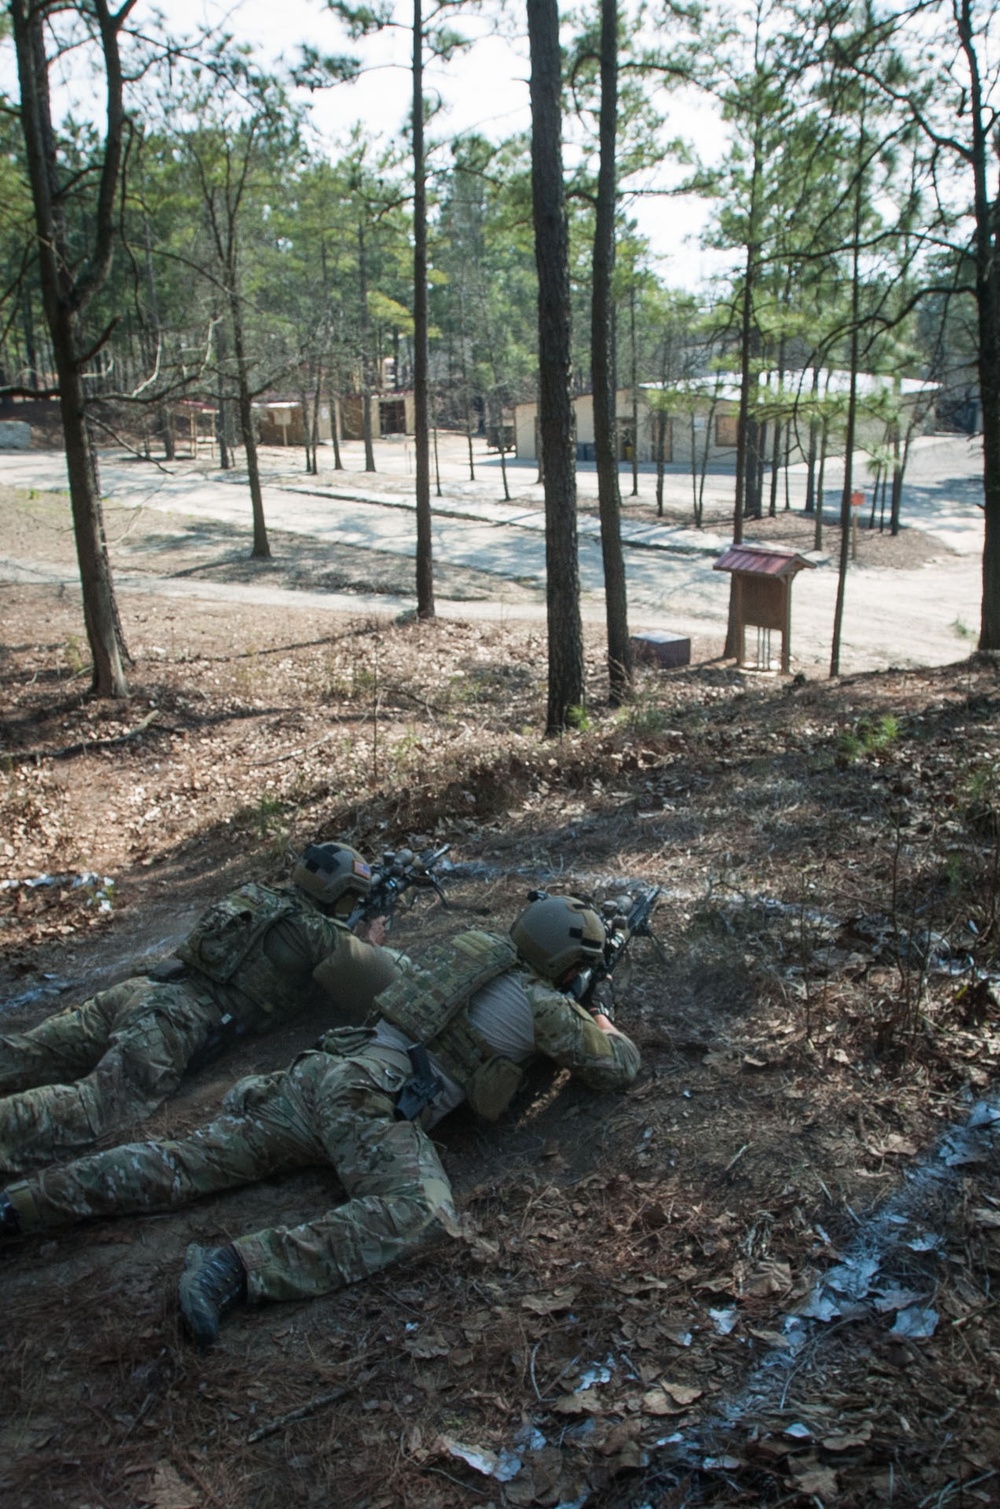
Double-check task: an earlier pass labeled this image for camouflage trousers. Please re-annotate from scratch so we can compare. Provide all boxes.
[5,1036,460,1304]
[0,977,219,1176]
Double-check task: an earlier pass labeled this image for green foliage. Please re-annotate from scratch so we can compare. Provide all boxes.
[620,699,673,737]
[254,793,287,838]
[62,636,86,677]
[836,712,900,762]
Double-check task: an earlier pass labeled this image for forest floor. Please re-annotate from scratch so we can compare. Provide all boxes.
[1,476,1000,1509]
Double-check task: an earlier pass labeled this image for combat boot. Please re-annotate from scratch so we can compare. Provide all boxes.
[178,1242,247,1348]
[0,1191,22,1237]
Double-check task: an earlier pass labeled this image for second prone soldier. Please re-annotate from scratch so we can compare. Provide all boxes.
[0,842,399,1174]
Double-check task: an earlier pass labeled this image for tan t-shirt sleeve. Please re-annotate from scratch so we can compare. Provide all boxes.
[312,931,402,1023]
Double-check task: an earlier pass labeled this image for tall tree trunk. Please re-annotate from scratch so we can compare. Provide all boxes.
[957,0,1000,649]
[804,367,820,513]
[732,246,756,547]
[358,222,376,473]
[56,334,129,695]
[12,0,129,697]
[768,417,781,516]
[229,284,270,559]
[299,373,314,474]
[629,284,639,498]
[726,228,759,659]
[213,311,232,469]
[528,0,584,734]
[815,418,828,551]
[412,0,435,619]
[831,120,865,678]
[496,397,511,501]
[327,365,343,470]
[591,0,632,705]
[889,421,904,535]
[746,414,765,519]
[311,363,323,472]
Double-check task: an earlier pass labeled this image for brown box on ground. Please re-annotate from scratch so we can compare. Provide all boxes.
[631,632,691,669]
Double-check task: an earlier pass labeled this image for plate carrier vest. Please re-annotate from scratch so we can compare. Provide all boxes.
[374,929,520,1101]
[177,883,300,1016]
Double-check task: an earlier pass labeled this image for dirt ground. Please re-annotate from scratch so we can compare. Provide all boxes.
[2,481,1000,1509]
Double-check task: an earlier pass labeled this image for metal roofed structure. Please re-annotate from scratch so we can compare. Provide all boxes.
[713,542,816,673]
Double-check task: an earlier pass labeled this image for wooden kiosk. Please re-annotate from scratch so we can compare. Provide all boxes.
[713,543,815,673]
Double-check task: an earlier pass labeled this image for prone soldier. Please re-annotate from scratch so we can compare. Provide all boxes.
[0,842,401,1175]
[0,894,641,1346]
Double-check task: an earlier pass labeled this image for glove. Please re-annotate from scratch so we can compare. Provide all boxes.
[590,977,616,1022]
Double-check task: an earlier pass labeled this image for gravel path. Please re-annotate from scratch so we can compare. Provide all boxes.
[0,432,984,677]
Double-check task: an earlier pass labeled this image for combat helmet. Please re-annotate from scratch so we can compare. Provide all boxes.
[510,894,606,984]
[292,842,372,914]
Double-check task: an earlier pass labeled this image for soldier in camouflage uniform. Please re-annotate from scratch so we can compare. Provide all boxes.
[0,843,400,1176]
[0,895,640,1347]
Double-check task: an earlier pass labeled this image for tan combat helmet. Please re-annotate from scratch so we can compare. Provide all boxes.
[510,893,606,984]
[292,842,373,914]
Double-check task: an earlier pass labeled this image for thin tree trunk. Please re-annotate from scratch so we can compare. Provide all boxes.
[213,312,232,469]
[358,222,376,474]
[957,0,1000,649]
[629,283,639,498]
[591,0,632,705]
[815,418,828,551]
[831,119,865,678]
[413,0,434,618]
[804,423,817,511]
[327,366,343,470]
[495,396,511,501]
[311,363,323,471]
[769,418,781,515]
[12,0,129,697]
[528,0,584,733]
[229,285,269,558]
[299,374,314,474]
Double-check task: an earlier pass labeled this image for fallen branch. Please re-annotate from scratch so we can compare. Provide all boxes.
[170,1447,227,1507]
[247,1384,355,1443]
[251,726,341,766]
[5,710,161,766]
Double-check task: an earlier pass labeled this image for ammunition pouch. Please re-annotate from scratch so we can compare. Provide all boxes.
[465,1056,524,1121]
[147,955,189,983]
[314,1025,380,1058]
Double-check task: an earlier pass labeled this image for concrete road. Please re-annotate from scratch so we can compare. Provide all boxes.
[0,433,984,678]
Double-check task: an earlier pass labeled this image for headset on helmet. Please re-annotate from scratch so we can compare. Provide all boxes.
[292,842,372,913]
[510,894,606,983]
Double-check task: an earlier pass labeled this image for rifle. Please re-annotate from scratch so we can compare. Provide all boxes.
[345,843,451,935]
[526,886,664,1014]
